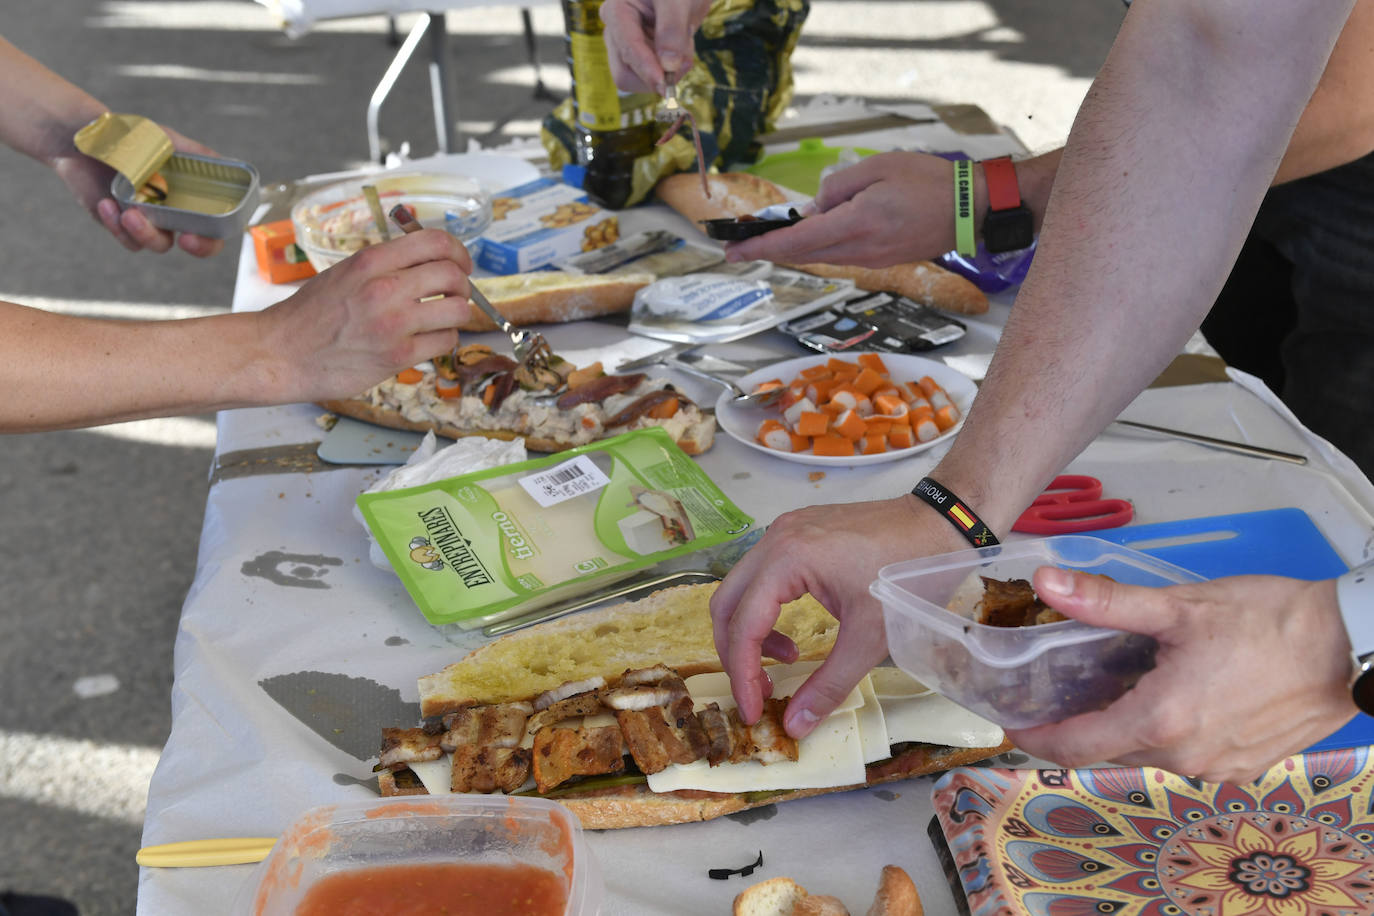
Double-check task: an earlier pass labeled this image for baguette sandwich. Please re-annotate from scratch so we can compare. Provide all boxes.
[457,269,655,330]
[322,344,715,454]
[374,583,1011,829]
[654,172,989,316]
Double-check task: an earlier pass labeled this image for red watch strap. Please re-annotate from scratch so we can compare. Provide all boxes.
[981,156,1022,211]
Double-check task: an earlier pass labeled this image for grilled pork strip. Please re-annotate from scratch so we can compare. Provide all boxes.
[532,724,626,793]
[439,700,533,751]
[451,745,532,793]
[378,726,443,769]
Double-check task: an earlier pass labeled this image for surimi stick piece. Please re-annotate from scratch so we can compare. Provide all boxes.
[757,419,793,451]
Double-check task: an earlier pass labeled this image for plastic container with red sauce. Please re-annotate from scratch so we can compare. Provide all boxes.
[234,795,602,915]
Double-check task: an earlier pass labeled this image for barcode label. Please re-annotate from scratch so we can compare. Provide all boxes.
[518,455,612,507]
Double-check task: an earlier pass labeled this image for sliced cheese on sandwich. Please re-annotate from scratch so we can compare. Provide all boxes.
[880,689,1003,748]
[407,757,453,795]
[685,661,864,716]
[855,676,892,764]
[646,710,866,793]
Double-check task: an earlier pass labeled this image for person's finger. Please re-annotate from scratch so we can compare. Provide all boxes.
[1033,568,1184,637]
[119,208,175,253]
[760,630,799,663]
[725,205,875,265]
[723,575,790,725]
[601,2,663,92]
[163,126,221,159]
[178,233,226,259]
[396,327,462,369]
[710,540,764,664]
[96,198,141,252]
[400,292,473,336]
[782,600,885,738]
[391,258,474,305]
[812,155,896,212]
[1005,694,1153,768]
[651,0,696,78]
[353,228,474,275]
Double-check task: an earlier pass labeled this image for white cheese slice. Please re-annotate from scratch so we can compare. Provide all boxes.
[855,676,892,764]
[407,756,452,795]
[880,691,1004,749]
[582,712,618,729]
[645,710,866,793]
[868,666,933,699]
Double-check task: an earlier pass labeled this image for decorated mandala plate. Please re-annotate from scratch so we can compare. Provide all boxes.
[930,752,1374,916]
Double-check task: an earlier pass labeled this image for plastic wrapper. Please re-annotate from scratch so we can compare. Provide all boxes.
[355,429,752,629]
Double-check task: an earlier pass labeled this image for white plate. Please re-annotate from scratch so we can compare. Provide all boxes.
[714,353,978,467]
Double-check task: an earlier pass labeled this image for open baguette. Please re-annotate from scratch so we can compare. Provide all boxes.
[655,172,988,316]
[318,392,715,455]
[461,269,655,330]
[378,582,1013,830]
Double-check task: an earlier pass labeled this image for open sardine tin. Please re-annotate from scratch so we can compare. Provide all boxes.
[74,112,259,239]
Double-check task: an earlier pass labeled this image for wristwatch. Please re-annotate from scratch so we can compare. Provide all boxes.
[979,157,1034,253]
[1337,561,1374,714]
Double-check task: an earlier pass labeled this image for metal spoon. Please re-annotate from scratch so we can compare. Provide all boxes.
[664,358,784,408]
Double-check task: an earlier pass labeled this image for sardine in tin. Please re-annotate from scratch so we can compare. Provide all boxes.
[74,112,260,239]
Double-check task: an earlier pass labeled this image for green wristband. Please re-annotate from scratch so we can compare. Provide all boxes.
[953,159,976,257]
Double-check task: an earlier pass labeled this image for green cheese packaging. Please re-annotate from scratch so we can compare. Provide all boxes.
[356,428,752,629]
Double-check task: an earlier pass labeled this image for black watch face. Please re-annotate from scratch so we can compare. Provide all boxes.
[1355,665,1374,716]
[982,206,1034,253]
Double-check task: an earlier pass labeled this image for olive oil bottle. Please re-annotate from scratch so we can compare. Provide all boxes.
[561,0,658,209]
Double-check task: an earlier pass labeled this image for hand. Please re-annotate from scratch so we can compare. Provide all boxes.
[724,151,957,268]
[601,0,711,94]
[710,494,968,738]
[260,228,474,402]
[50,125,225,258]
[1008,568,1358,783]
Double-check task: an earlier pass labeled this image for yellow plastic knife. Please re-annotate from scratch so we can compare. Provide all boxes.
[136,837,276,868]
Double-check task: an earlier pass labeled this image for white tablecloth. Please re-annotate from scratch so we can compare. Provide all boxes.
[137,145,1374,914]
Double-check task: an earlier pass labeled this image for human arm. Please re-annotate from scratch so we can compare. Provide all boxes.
[711,0,1355,738]
[724,149,1060,267]
[0,229,472,432]
[600,0,711,94]
[1007,570,1357,783]
[0,34,223,257]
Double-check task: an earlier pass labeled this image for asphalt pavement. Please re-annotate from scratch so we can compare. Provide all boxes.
[0,1,1120,912]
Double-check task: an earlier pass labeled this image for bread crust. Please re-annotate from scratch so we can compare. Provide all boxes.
[654,173,988,315]
[865,865,923,916]
[318,394,715,456]
[461,271,655,331]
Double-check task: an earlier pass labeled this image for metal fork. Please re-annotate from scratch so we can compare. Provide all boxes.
[389,204,555,373]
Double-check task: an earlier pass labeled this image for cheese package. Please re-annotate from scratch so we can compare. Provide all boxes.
[356,428,752,629]
[474,177,620,275]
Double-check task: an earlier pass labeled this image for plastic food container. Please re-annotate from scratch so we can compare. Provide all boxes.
[290,171,492,271]
[234,795,602,915]
[870,535,1205,729]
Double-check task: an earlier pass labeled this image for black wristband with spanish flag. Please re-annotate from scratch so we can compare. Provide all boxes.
[911,477,1000,548]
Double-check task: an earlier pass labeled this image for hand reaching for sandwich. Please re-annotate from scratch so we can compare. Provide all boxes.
[51,123,226,258]
[601,0,711,94]
[260,228,474,403]
[1006,570,1358,784]
[724,151,960,269]
[710,495,969,738]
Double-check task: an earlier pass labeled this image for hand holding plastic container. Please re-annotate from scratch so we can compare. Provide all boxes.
[871,536,1205,729]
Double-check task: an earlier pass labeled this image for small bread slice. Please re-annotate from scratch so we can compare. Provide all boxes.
[464,270,655,330]
[866,866,922,916]
[795,895,851,916]
[733,877,810,916]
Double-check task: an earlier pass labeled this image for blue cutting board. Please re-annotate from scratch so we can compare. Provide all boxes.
[1090,508,1366,753]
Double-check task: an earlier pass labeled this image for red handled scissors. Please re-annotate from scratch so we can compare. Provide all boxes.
[1012,475,1134,535]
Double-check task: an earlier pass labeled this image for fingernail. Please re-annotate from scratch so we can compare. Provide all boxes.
[1039,567,1075,596]
[661,53,684,73]
[799,201,818,217]
[785,706,819,737]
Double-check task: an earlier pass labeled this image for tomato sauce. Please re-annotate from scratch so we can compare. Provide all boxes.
[294,862,567,916]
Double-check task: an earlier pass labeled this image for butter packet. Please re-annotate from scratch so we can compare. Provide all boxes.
[356,428,752,629]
